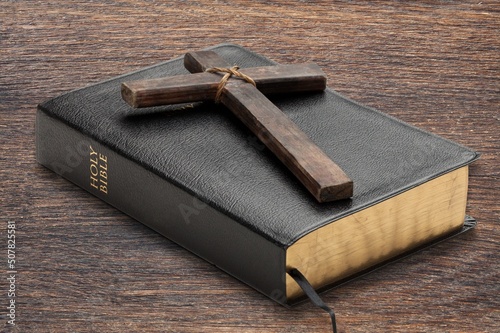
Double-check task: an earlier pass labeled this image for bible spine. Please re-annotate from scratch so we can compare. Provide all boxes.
[36,107,288,305]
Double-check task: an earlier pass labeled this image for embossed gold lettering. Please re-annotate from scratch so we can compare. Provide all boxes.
[89,146,109,194]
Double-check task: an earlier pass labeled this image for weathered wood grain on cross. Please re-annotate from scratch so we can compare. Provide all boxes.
[121,51,353,202]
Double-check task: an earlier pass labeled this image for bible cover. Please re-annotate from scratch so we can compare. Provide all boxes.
[36,44,478,306]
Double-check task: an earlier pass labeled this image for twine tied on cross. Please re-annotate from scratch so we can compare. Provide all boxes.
[205,66,256,103]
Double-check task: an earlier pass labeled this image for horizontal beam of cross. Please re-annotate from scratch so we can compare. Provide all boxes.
[122,63,326,108]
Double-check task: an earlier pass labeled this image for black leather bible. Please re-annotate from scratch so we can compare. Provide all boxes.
[36,44,478,307]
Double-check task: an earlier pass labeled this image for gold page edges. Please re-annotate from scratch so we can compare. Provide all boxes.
[286,166,469,300]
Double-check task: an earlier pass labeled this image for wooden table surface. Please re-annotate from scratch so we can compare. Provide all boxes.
[2,1,498,332]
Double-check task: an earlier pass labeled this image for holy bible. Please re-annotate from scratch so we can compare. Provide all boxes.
[36,44,478,306]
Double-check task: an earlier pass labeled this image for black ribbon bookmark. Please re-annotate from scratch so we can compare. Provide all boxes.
[288,269,338,333]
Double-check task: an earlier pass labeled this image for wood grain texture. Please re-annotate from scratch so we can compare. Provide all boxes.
[1,1,498,332]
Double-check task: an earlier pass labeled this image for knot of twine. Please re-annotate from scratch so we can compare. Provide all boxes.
[205,66,256,103]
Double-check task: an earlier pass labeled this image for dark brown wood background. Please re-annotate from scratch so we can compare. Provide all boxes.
[1,1,498,332]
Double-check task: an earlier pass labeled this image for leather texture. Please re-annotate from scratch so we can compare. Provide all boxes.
[38,43,479,248]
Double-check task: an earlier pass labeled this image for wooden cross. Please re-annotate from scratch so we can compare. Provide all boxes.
[121,51,353,203]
